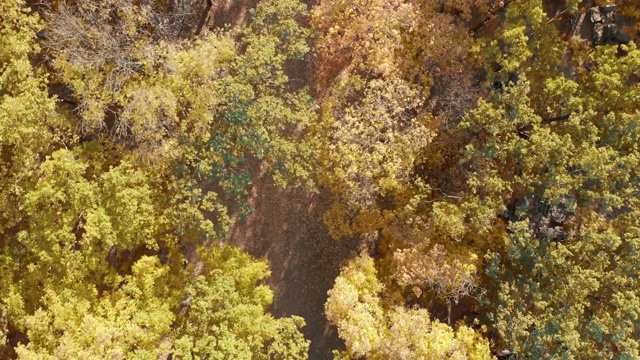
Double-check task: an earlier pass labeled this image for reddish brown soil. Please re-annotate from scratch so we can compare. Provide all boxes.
[212,1,360,356]
[227,173,360,359]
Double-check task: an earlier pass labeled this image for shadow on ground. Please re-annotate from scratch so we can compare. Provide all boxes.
[227,174,359,359]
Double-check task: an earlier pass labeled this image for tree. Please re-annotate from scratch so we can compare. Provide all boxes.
[0,3,73,353]
[461,1,640,356]
[0,0,70,237]
[15,256,176,360]
[0,0,313,357]
[1,146,309,358]
[311,1,495,351]
[173,246,309,360]
[311,2,498,355]
[325,254,492,359]
[311,0,483,240]
[44,0,317,221]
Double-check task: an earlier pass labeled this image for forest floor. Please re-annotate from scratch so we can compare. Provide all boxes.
[213,1,361,356]
[226,172,360,359]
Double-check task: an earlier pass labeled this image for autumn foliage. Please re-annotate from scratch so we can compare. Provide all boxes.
[2,0,640,358]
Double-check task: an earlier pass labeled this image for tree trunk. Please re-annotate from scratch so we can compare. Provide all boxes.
[195,0,213,36]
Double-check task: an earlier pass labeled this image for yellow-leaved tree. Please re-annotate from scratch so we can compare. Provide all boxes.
[325,254,492,359]
[311,0,494,354]
[1,0,314,358]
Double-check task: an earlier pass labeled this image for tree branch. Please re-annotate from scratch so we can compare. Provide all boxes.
[543,113,571,124]
[195,0,213,36]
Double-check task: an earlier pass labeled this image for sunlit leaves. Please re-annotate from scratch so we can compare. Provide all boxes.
[0,0,313,357]
[468,4,640,356]
[326,254,491,359]
[16,256,176,359]
[173,246,309,359]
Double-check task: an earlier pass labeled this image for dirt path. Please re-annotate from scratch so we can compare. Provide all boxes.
[227,172,359,359]
[212,0,356,355]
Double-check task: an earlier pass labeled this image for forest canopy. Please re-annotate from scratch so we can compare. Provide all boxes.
[2,0,640,359]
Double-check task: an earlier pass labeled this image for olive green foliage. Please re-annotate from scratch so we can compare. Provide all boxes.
[223,0,317,188]
[465,1,640,357]
[0,0,70,234]
[5,0,640,358]
[1,0,311,358]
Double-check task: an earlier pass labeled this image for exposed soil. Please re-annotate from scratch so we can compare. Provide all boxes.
[227,171,360,359]
[212,1,360,356]
[206,0,257,29]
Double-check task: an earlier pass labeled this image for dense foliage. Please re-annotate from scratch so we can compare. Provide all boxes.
[1,0,311,358]
[2,0,640,358]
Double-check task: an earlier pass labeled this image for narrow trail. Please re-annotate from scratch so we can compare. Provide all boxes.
[227,173,359,359]
[209,2,357,356]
